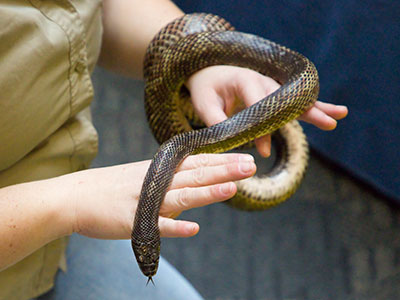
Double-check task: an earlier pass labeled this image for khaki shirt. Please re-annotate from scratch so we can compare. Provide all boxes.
[0,1,103,299]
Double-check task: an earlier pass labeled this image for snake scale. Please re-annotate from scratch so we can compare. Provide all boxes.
[131,13,319,281]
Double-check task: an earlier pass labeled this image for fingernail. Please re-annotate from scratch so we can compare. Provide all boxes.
[220,183,234,196]
[239,154,254,162]
[239,162,254,174]
[186,224,199,235]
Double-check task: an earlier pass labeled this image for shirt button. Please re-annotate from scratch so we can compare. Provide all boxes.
[75,58,86,73]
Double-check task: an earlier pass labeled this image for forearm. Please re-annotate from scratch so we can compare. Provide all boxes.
[0,177,72,271]
[98,0,184,78]
[0,153,258,271]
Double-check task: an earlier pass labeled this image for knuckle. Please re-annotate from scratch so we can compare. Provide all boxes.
[196,154,210,168]
[177,187,191,209]
[242,69,260,82]
[192,166,205,185]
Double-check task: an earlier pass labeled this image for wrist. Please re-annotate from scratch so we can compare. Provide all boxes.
[42,174,77,239]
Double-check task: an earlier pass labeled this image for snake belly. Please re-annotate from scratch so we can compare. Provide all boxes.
[131,13,319,279]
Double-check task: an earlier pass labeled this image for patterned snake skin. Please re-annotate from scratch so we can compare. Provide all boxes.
[131,14,319,280]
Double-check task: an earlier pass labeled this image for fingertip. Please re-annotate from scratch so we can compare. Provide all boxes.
[160,218,200,238]
[323,115,338,131]
[259,145,271,158]
[186,222,200,236]
[314,101,349,120]
[336,105,349,120]
[238,154,255,162]
[219,182,237,198]
[299,106,339,131]
[180,221,200,237]
[238,161,257,175]
[255,136,271,158]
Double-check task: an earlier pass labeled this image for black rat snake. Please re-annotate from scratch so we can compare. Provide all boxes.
[131,13,319,281]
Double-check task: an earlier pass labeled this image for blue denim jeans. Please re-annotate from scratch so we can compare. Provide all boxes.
[36,234,203,300]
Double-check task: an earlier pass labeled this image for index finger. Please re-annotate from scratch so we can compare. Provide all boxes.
[177,153,254,172]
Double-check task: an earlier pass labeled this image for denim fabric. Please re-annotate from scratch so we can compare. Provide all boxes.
[35,234,203,300]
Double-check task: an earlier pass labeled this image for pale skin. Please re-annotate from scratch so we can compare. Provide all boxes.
[0,0,347,271]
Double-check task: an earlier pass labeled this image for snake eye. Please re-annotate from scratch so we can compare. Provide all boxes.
[138,255,144,263]
[151,253,158,262]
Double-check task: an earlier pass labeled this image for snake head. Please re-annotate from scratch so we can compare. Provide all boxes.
[132,239,160,278]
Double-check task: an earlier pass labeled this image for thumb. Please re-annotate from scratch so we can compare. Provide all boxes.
[159,217,200,238]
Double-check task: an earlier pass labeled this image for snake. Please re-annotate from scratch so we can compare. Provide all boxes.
[131,13,319,282]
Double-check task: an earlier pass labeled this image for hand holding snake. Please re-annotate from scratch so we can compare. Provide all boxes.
[187,65,347,158]
[131,14,347,281]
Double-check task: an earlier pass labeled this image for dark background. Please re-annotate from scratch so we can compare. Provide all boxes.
[171,0,400,203]
[90,67,400,300]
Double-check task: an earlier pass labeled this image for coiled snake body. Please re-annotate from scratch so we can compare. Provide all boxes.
[131,14,319,280]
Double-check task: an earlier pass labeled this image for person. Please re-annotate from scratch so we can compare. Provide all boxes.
[0,1,347,299]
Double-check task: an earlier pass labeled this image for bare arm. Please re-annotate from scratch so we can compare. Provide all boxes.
[0,177,71,271]
[0,155,255,271]
[98,0,184,78]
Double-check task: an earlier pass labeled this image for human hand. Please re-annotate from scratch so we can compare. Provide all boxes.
[186,65,348,157]
[61,153,255,240]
